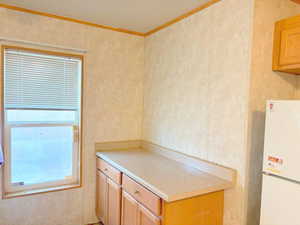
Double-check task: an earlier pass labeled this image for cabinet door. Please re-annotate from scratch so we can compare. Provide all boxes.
[138,204,160,225]
[96,170,108,224]
[107,178,122,225]
[121,191,139,225]
[279,27,300,66]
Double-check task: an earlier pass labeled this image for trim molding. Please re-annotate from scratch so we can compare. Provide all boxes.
[95,140,142,151]
[0,3,145,37]
[144,0,221,36]
[1,45,84,199]
[3,184,81,199]
[0,0,221,37]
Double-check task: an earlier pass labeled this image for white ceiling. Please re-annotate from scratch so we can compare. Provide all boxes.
[0,0,212,33]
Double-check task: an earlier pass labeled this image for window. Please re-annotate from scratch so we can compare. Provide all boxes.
[2,46,83,197]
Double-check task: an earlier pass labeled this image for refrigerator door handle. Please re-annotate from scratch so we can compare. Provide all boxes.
[263,172,300,185]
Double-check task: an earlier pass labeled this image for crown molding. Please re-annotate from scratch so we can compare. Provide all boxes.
[144,0,221,36]
[0,3,145,36]
[0,0,221,37]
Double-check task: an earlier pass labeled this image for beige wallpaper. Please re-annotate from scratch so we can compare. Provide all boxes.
[0,8,144,225]
[143,0,254,224]
[1,1,300,225]
[246,0,300,225]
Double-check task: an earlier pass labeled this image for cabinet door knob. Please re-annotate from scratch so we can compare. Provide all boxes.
[104,168,108,171]
[134,190,140,195]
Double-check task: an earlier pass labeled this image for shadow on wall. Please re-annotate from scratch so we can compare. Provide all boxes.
[277,71,300,87]
[246,111,266,225]
[246,68,300,225]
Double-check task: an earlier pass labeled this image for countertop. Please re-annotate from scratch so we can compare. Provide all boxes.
[96,148,234,202]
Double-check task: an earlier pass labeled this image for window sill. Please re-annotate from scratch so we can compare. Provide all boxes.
[3,183,81,199]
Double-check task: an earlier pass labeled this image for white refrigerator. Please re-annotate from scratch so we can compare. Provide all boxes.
[260,100,300,225]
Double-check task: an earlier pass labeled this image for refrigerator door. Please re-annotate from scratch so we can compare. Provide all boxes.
[263,100,300,181]
[260,174,300,225]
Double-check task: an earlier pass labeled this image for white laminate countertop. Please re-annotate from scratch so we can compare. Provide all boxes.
[96,149,234,202]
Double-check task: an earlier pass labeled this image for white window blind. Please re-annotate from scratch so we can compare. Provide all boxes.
[4,49,82,110]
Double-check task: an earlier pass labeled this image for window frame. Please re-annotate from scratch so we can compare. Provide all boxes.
[1,45,84,198]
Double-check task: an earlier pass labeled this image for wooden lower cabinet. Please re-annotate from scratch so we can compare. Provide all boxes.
[162,191,224,225]
[107,178,122,225]
[138,204,160,225]
[121,190,160,225]
[121,191,139,225]
[96,170,121,225]
[96,171,107,223]
[96,158,224,225]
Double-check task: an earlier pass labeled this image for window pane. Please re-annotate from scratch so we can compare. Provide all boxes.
[11,126,74,185]
[7,110,77,123]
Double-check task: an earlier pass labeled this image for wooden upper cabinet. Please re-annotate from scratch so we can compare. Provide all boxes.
[273,14,300,74]
[279,27,300,65]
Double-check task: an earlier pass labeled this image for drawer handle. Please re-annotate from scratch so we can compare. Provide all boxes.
[134,190,140,195]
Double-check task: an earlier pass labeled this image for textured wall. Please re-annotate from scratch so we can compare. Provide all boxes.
[1,1,299,225]
[246,0,300,224]
[143,0,254,224]
[0,8,144,225]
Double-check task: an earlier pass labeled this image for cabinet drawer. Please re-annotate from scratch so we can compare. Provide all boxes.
[122,174,161,216]
[97,158,121,184]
